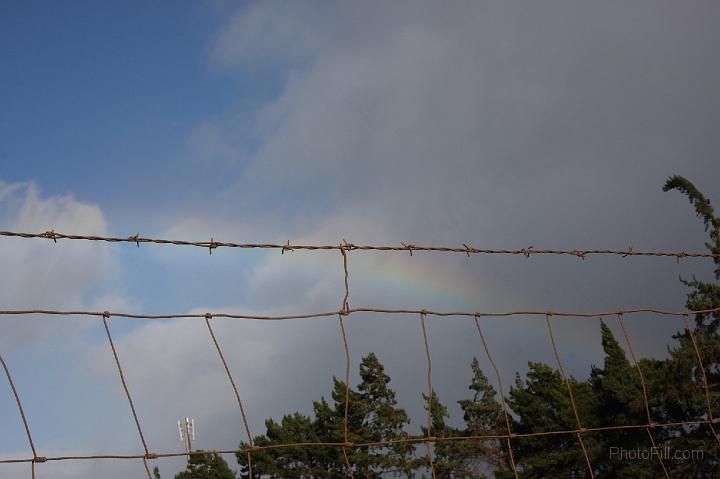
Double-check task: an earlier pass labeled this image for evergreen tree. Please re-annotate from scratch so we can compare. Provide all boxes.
[175,452,236,479]
[237,353,413,478]
[458,357,508,477]
[506,362,598,478]
[356,352,415,477]
[237,412,319,478]
[417,391,468,478]
[640,176,720,477]
[589,321,659,478]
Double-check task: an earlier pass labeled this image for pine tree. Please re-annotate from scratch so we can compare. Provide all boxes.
[506,362,598,478]
[589,321,659,478]
[175,452,236,479]
[640,176,720,477]
[237,413,319,478]
[418,391,473,478]
[237,353,414,478]
[458,357,508,477]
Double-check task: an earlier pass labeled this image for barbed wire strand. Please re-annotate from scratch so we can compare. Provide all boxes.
[203,313,254,478]
[1,229,718,259]
[473,316,519,479]
[545,314,595,478]
[615,313,670,478]
[101,312,153,479]
[420,312,437,479]
[682,313,720,446]
[338,315,354,478]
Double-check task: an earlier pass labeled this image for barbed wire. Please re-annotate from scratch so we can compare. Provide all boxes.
[1,229,718,259]
[1,229,719,477]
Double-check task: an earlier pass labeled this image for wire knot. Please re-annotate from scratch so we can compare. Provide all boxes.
[102,311,110,319]
[129,234,140,248]
[43,230,58,243]
[401,242,415,256]
[33,456,47,463]
[676,251,686,264]
[572,250,586,260]
[462,243,472,258]
[522,246,534,258]
[282,240,294,254]
[648,422,657,429]
[623,245,634,258]
[343,441,354,448]
[341,239,354,251]
[578,427,588,433]
[205,312,213,320]
[145,453,158,460]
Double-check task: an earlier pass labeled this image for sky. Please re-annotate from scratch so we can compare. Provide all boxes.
[1,1,720,477]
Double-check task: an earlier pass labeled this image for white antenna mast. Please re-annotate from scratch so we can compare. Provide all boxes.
[178,417,195,454]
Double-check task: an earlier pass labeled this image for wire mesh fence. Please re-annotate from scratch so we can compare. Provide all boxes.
[1,229,719,478]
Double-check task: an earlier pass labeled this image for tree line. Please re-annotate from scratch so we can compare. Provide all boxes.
[163,176,719,477]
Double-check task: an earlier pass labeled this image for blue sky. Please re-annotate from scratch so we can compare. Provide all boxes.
[1,1,279,224]
[2,1,720,478]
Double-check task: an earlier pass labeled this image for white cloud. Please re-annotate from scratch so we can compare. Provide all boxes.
[0,181,121,349]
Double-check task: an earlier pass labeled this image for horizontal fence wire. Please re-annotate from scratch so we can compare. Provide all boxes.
[1,229,719,477]
[1,229,718,259]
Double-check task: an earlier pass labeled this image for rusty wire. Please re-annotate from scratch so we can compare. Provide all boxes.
[203,313,254,477]
[473,315,519,478]
[545,314,595,478]
[615,313,670,478]
[2,418,719,465]
[0,229,718,259]
[419,312,437,479]
[338,315,354,477]
[2,231,720,477]
[101,312,153,479]
[682,314,720,446]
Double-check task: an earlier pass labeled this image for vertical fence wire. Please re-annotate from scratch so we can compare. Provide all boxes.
[420,312,437,479]
[474,316,519,479]
[545,314,595,478]
[615,314,669,478]
[682,313,720,445]
[204,313,254,477]
[101,312,153,479]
